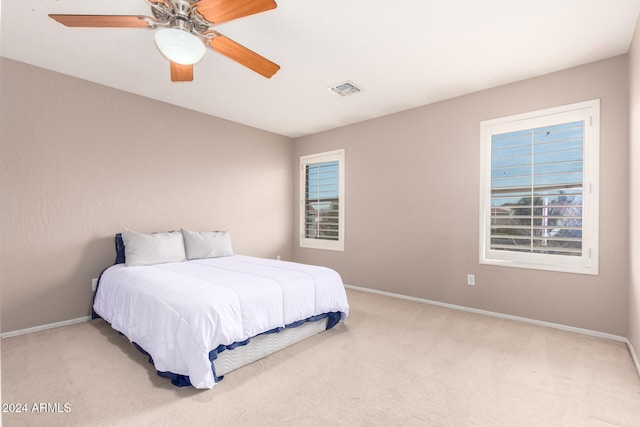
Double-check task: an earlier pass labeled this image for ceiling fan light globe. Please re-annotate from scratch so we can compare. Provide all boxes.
[154,28,206,65]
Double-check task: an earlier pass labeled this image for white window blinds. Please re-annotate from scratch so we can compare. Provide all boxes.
[479,100,599,275]
[300,149,345,251]
[304,160,340,241]
[490,121,584,256]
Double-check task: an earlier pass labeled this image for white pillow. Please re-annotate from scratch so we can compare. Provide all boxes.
[122,229,186,267]
[181,229,234,260]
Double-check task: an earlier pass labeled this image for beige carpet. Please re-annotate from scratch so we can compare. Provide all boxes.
[2,288,640,426]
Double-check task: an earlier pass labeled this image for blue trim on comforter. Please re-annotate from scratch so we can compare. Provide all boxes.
[129,311,343,387]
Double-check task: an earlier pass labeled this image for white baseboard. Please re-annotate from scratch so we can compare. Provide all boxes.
[627,339,640,377]
[4,287,640,378]
[344,284,629,343]
[1,316,91,339]
[346,284,640,377]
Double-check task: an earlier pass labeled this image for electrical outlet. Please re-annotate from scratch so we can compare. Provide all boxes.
[92,278,98,292]
[467,274,475,286]
[276,255,281,261]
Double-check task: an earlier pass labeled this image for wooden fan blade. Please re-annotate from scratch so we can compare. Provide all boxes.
[209,34,280,78]
[48,14,156,28]
[170,62,194,82]
[194,0,276,25]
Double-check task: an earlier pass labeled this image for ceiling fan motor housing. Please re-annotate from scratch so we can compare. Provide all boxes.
[150,0,202,33]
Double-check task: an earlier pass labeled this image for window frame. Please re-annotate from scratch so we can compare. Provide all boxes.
[479,100,600,275]
[299,149,345,251]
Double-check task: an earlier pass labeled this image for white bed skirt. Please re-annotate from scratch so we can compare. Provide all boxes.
[214,318,329,377]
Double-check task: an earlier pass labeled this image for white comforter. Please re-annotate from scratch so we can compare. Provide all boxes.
[93,255,349,389]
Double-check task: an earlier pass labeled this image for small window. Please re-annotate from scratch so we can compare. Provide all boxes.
[300,149,345,251]
[479,100,599,275]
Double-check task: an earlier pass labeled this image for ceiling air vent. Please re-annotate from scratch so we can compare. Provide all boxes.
[328,81,363,97]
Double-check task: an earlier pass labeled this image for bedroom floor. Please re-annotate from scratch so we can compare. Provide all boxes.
[2,288,640,426]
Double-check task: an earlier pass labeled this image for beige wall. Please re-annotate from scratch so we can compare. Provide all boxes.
[629,19,640,360]
[0,59,294,333]
[293,56,630,336]
[0,53,634,339]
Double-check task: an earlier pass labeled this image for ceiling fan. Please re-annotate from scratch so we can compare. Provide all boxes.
[49,0,280,82]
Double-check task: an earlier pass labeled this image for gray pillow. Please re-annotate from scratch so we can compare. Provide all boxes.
[181,229,234,260]
[122,229,186,267]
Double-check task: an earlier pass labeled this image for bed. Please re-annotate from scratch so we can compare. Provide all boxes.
[92,229,349,389]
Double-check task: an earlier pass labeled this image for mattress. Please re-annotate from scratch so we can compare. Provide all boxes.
[94,255,349,388]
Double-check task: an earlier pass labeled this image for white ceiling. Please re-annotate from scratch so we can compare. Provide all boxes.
[2,0,640,138]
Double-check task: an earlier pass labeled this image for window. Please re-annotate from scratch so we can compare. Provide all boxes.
[479,100,599,275]
[300,149,345,251]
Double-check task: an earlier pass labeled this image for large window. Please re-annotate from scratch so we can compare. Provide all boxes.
[300,149,345,251]
[479,100,599,274]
